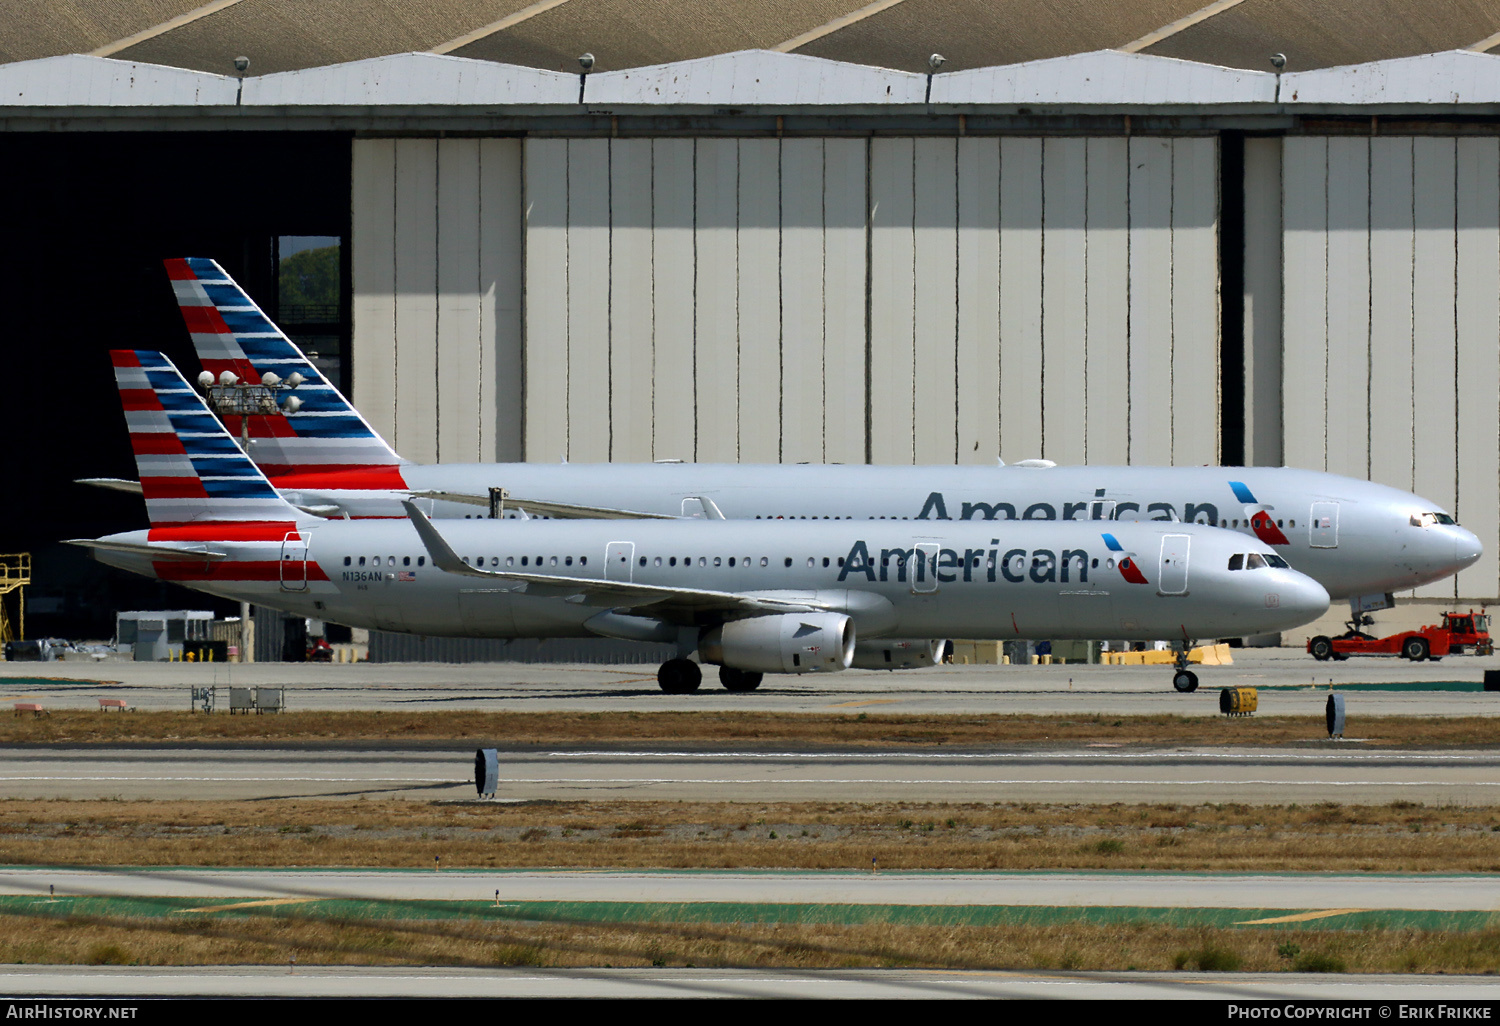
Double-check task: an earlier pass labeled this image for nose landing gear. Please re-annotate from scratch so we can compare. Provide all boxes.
[1171,641,1199,693]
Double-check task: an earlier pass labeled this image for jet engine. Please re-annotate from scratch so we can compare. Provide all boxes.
[699,612,855,674]
[849,638,949,670]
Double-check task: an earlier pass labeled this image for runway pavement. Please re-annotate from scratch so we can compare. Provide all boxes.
[3,867,1498,910]
[2,744,1496,803]
[3,649,1499,716]
[4,965,1498,999]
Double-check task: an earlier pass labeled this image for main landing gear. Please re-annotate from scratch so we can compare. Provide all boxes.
[657,658,701,693]
[1171,641,1198,693]
[655,659,766,693]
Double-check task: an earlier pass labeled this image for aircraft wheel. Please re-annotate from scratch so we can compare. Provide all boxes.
[1309,636,1334,661]
[719,667,764,692]
[1402,637,1430,662]
[657,658,703,693]
[1172,669,1199,693]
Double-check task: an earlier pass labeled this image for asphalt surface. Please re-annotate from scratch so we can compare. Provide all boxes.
[4,965,1497,999]
[3,868,1498,910]
[1,744,1496,803]
[3,649,1499,715]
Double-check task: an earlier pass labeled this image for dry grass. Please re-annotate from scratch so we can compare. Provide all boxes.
[4,799,1499,872]
[1,912,1497,974]
[1,709,1497,747]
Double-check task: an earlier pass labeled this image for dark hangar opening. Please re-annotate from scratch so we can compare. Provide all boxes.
[0,131,351,639]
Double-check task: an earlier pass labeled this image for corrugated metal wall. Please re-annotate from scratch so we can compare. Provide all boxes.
[352,134,1222,471]
[1282,136,1500,600]
[351,137,524,465]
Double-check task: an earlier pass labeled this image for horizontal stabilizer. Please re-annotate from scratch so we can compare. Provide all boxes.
[66,538,227,561]
[75,478,144,495]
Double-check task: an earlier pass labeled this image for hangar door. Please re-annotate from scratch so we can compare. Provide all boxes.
[352,135,1222,473]
[1281,136,1499,599]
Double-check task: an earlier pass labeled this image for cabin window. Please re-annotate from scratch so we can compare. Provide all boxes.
[784,557,793,567]
[417,557,425,566]
[713,556,722,567]
[521,556,528,566]
[639,556,647,566]
[358,556,366,566]
[670,557,677,566]
[505,556,513,567]
[565,556,573,566]
[343,557,351,566]
[760,557,769,567]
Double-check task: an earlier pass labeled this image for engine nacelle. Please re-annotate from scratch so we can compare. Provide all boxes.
[700,612,855,675]
[849,638,949,670]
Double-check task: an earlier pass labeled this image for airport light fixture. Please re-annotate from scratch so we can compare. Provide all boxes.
[194,368,304,453]
[193,365,302,667]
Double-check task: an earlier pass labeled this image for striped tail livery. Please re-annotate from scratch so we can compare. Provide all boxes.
[114,349,311,528]
[165,257,406,483]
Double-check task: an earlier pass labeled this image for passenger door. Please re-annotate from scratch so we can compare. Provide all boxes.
[1310,502,1339,548]
[1158,534,1190,595]
[605,541,635,582]
[911,543,940,594]
[279,532,308,592]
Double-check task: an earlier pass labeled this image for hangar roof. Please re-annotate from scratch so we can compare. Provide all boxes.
[2,0,1499,77]
[11,47,1500,113]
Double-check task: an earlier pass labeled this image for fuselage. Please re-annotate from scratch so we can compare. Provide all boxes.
[95,518,1329,644]
[272,462,1481,602]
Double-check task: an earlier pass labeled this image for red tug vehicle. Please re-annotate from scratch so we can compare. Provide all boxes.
[1308,609,1492,663]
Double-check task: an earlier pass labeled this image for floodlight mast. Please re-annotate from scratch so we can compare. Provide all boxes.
[193,368,304,665]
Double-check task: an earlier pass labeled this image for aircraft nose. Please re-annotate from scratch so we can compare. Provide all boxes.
[1280,573,1331,626]
[1454,527,1483,571]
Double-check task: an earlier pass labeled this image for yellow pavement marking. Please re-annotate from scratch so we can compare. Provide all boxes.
[1120,0,1251,54]
[1234,908,1368,925]
[826,699,902,708]
[774,0,911,54]
[92,0,246,58]
[176,898,323,914]
[432,0,576,56]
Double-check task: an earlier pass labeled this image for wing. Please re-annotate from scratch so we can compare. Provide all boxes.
[409,489,679,520]
[75,478,145,495]
[402,500,822,623]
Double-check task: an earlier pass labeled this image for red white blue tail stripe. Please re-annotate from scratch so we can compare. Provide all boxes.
[165,257,406,479]
[113,350,309,528]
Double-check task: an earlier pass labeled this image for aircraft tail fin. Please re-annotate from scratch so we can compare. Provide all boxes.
[112,349,314,528]
[164,257,406,477]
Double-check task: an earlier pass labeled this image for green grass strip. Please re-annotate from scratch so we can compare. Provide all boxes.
[1,895,1492,932]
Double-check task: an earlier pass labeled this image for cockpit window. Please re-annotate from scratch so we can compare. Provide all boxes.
[1229,552,1291,570]
[1412,512,1457,527]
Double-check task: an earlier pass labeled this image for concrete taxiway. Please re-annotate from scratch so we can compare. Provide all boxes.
[2,649,1499,716]
[5,965,1498,1000]
[3,868,1498,910]
[2,744,1496,803]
